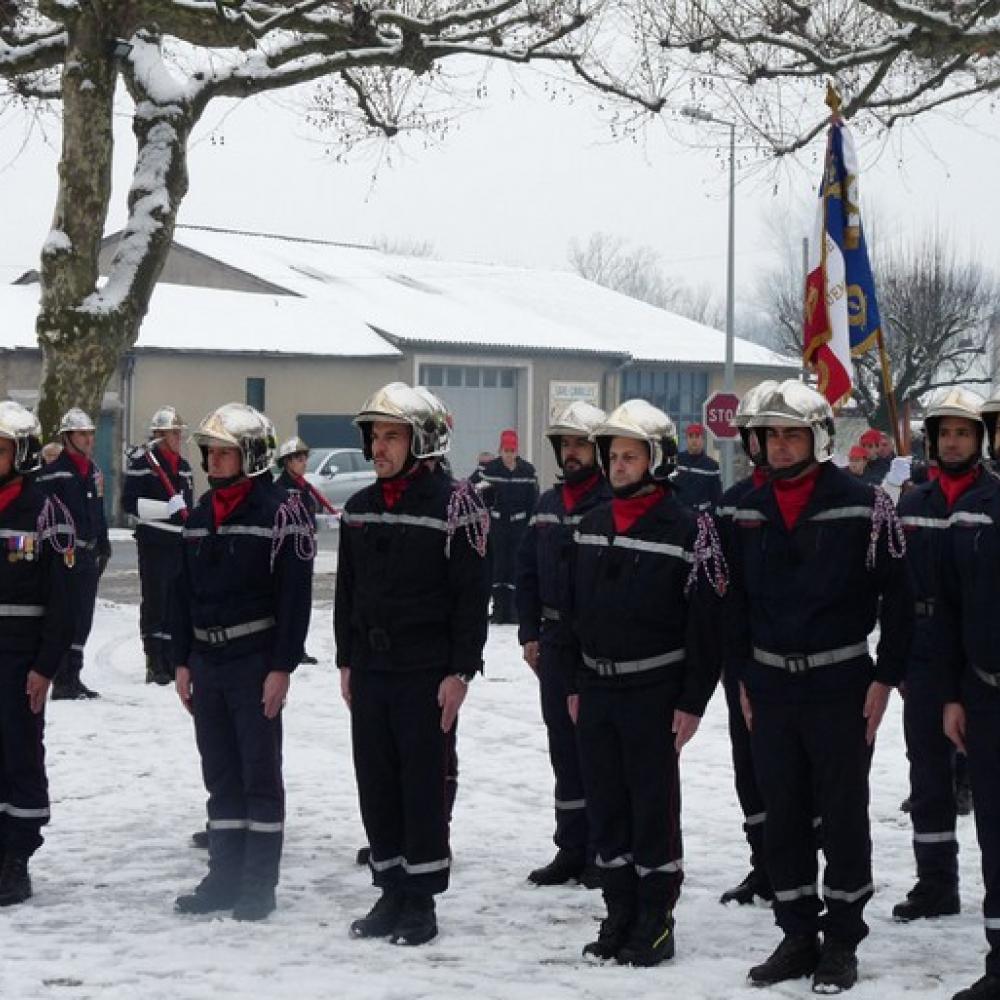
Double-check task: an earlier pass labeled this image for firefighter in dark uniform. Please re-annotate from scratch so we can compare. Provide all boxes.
[567,399,724,967]
[0,401,75,906]
[860,428,890,484]
[275,435,341,667]
[935,386,1000,1000]
[482,429,537,624]
[122,406,194,686]
[336,382,490,947]
[36,407,111,700]
[729,380,913,993]
[714,380,777,906]
[516,400,610,888]
[893,388,985,925]
[672,421,722,512]
[172,403,313,922]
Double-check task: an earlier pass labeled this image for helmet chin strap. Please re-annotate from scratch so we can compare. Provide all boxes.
[938,455,981,476]
[612,472,654,499]
[768,457,817,481]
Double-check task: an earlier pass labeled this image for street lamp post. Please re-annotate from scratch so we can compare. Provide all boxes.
[682,106,736,488]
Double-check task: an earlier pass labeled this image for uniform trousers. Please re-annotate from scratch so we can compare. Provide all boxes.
[751,694,873,945]
[351,668,453,896]
[137,541,182,666]
[576,674,684,908]
[722,667,767,869]
[0,653,49,856]
[191,651,285,888]
[538,633,588,853]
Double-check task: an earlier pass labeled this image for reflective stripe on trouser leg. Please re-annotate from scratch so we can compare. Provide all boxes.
[539,638,589,853]
[351,669,453,896]
[723,668,767,868]
[576,677,684,908]
[904,656,959,881]
[964,701,1000,976]
[0,658,50,857]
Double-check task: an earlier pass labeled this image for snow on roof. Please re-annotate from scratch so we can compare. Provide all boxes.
[0,282,400,358]
[166,226,799,369]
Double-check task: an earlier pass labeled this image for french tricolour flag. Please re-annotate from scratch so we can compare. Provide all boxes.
[803,120,881,406]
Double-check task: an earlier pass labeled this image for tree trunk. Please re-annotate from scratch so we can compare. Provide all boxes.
[36,6,117,435]
[35,23,193,438]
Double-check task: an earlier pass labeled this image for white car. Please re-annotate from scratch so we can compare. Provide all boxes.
[303,447,376,508]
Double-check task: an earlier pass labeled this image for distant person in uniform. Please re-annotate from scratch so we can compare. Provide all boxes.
[847,446,868,478]
[673,422,721,512]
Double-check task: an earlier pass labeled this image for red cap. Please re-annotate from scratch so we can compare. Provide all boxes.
[686,423,705,436]
[499,428,518,451]
[859,429,881,446]
[848,446,867,460]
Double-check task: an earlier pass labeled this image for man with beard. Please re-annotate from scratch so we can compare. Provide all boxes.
[516,400,610,888]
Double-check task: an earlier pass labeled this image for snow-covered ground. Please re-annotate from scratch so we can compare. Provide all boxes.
[0,602,986,1000]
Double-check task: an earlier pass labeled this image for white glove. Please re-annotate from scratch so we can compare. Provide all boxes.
[166,493,188,515]
[884,456,912,488]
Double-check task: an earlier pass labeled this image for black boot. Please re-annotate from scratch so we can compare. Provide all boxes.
[578,863,602,890]
[300,651,319,665]
[350,889,405,939]
[0,853,32,907]
[748,934,821,986]
[812,938,858,993]
[145,653,158,685]
[953,974,1000,1000]
[582,895,635,961]
[720,867,773,905]
[355,845,371,866]
[892,878,960,921]
[390,893,438,946]
[191,828,210,850]
[233,880,276,922]
[152,655,174,687]
[527,848,586,886]
[175,871,241,914]
[616,905,675,967]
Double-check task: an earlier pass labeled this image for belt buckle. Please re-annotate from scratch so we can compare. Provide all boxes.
[206,626,228,647]
[784,654,809,674]
[594,657,616,677]
[368,628,391,652]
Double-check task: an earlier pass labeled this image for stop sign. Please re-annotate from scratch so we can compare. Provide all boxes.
[703,391,740,441]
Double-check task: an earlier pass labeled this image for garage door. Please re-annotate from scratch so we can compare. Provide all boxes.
[418,364,519,478]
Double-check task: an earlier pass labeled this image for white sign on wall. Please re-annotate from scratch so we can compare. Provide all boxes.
[548,381,601,424]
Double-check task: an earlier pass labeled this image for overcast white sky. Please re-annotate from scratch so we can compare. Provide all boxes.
[2,65,998,315]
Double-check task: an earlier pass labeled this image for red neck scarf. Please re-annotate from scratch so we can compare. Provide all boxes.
[211,478,253,527]
[752,466,769,488]
[66,449,91,478]
[562,472,600,514]
[933,464,981,511]
[155,444,181,476]
[0,477,23,515]
[772,464,822,530]
[612,484,665,535]
[381,464,425,510]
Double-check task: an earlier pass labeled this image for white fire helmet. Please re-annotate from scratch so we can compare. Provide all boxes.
[277,436,309,464]
[750,379,836,464]
[0,400,43,474]
[354,382,452,460]
[58,407,96,435]
[149,406,186,435]
[734,379,779,459]
[592,399,678,478]
[923,387,985,462]
[192,402,276,477]
[545,401,607,468]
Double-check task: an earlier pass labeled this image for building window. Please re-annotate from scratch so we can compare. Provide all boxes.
[417,364,518,390]
[621,368,709,436]
[246,377,266,411]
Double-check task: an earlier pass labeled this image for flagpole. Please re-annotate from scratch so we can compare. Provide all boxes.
[825,83,904,455]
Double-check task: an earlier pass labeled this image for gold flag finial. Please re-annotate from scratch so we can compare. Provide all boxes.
[825,81,843,120]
